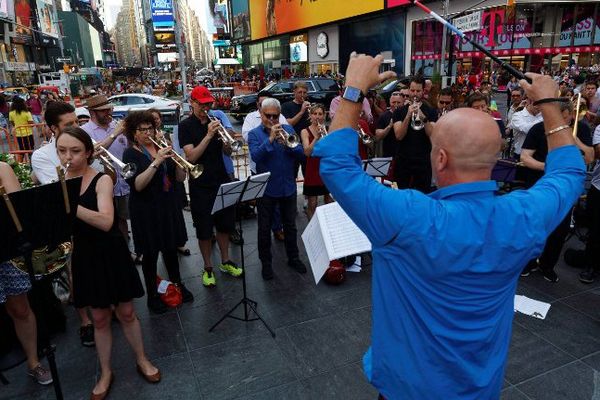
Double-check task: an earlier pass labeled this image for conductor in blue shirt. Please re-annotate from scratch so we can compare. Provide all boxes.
[248,98,307,280]
[312,53,586,399]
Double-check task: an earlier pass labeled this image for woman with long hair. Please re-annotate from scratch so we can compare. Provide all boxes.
[122,111,192,314]
[9,96,34,151]
[300,104,333,220]
[56,126,159,399]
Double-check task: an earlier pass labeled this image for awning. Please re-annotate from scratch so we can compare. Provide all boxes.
[412,45,600,60]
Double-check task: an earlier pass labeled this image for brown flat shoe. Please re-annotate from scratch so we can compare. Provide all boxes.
[90,373,113,400]
[136,363,161,383]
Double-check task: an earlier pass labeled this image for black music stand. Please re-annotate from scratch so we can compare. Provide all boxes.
[0,176,82,400]
[208,173,276,337]
[362,157,392,182]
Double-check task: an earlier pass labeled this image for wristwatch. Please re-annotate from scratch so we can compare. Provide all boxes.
[342,86,365,104]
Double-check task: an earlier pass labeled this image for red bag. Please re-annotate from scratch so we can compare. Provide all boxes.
[324,260,346,285]
[156,276,182,308]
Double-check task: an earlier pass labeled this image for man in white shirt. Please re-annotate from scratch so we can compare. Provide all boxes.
[507,99,543,158]
[31,102,79,184]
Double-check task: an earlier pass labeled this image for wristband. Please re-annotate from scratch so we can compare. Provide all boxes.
[532,97,570,107]
[150,163,159,170]
[546,124,570,136]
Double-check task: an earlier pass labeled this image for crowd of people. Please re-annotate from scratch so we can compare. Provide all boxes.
[0,55,598,399]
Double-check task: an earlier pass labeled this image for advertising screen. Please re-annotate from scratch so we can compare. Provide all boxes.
[154,31,175,45]
[231,0,250,41]
[151,0,174,31]
[387,0,410,7]
[249,0,383,40]
[290,42,307,62]
[37,0,59,38]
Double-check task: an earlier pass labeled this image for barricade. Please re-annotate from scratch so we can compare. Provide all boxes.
[4,123,48,163]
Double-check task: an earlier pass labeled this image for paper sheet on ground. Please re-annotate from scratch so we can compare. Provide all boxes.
[301,202,371,284]
[514,295,551,319]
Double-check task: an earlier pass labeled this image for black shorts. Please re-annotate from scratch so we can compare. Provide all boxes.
[189,186,235,240]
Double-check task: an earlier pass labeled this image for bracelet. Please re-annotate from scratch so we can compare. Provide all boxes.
[546,124,570,136]
[532,98,570,106]
[150,163,159,170]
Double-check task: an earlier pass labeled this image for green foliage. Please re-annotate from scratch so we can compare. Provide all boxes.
[0,153,34,189]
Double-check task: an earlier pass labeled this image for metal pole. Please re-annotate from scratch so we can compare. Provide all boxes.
[173,0,188,101]
[439,0,449,86]
[50,0,64,57]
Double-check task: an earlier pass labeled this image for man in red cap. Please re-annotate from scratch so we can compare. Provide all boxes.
[178,86,242,287]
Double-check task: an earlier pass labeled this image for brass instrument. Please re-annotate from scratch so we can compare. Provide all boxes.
[411,97,425,130]
[357,125,373,145]
[207,114,244,152]
[573,93,586,139]
[91,138,137,179]
[148,136,203,179]
[317,122,327,137]
[273,126,300,148]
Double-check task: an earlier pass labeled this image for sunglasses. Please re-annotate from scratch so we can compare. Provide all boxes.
[439,100,452,105]
[136,127,155,133]
[264,113,280,120]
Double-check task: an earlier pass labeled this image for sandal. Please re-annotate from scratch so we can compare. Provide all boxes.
[177,247,191,256]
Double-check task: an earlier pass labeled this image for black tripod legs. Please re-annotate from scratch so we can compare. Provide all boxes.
[208,297,275,338]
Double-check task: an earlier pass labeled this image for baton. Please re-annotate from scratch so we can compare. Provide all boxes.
[412,0,531,83]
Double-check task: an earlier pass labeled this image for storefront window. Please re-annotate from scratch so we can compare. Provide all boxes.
[560,3,595,47]
[263,37,289,62]
[248,42,263,66]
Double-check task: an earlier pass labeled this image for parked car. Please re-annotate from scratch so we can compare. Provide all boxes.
[108,94,181,126]
[229,78,340,121]
[1,87,29,100]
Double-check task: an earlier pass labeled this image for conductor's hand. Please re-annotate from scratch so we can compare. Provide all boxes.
[155,146,173,164]
[344,52,397,97]
[207,120,220,139]
[519,73,558,103]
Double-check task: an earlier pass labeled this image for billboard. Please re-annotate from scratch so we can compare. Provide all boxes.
[387,0,410,7]
[151,0,174,31]
[154,31,175,45]
[36,0,59,38]
[0,0,12,19]
[231,0,249,41]
[14,0,33,43]
[249,0,384,40]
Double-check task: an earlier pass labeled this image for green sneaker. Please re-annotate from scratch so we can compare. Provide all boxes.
[202,270,216,287]
[219,260,243,277]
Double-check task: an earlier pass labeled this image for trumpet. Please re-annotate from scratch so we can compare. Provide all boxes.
[147,136,203,179]
[357,125,373,145]
[317,122,327,137]
[411,97,425,131]
[207,114,244,152]
[91,138,137,179]
[273,126,300,148]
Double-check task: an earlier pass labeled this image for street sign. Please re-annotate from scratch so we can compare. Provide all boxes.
[57,57,71,62]
[452,11,482,34]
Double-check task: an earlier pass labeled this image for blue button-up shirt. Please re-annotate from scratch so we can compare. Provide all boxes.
[81,120,130,197]
[312,127,585,399]
[248,124,304,198]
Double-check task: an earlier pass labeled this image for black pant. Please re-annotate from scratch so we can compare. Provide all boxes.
[16,135,34,151]
[141,248,181,298]
[585,186,600,270]
[257,194,299,266]
[536,211,572,272]
[394,162,432,193]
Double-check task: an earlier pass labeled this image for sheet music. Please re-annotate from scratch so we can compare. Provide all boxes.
[301,215,331,284]
[514,295,551,320]
[316,202,372,260]
[211,180,245,214]
[362,157,392,177]
[241,172,271,202]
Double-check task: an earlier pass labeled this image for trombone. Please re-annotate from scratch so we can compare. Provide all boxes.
[357,125,373,145]
[91,138,137,179]
[147,136,204,179]
[207,114,244,152]
[273,125,300,148]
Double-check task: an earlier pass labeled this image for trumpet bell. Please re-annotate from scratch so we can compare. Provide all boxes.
[189,164,204,179]
[231,140,244,152]
[286,133,300,148]
[121,163,138,179]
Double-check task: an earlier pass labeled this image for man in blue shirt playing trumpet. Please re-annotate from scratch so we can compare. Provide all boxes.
[312,53,585,399]
[248,98,307,280]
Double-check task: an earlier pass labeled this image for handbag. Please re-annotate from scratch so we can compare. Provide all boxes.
[156,276,182,308]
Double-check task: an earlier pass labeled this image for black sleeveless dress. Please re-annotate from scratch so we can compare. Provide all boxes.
[71,173,144,308]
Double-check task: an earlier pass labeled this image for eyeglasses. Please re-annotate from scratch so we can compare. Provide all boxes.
[511,94,522,98]
[438,100,452,105]
[263,113,280,120]
[136,127,155,133]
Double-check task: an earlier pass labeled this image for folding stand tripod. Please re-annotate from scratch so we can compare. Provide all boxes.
[209,173,275,337]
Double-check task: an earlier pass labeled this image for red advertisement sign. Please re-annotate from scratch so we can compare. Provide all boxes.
[387,0,411,7]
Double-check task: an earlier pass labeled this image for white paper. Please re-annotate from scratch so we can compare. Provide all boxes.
[211,172,271,214]
[362,157,393,177]
[316,202,372,260]
[514,295,551,319]
[242,172,271,202]
[301,215,331,284]
[157,279,171,294]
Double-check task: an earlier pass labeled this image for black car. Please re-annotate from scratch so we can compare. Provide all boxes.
[229,78,340,121]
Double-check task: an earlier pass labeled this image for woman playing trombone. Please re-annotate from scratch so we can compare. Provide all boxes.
[300,103,333,220]
[122,111,193,314]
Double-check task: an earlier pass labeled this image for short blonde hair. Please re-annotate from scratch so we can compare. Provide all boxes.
[293,81,308,91]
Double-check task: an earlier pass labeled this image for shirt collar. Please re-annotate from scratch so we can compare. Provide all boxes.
[429,180,498,200]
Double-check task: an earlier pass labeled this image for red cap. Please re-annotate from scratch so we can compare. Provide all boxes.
[190,86,215,104]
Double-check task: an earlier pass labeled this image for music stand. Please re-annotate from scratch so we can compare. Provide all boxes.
[0,175,82,400]
[362,157,392,183]
[208,173,276,337]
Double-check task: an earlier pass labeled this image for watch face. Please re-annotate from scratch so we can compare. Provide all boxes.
[343,86,361,102]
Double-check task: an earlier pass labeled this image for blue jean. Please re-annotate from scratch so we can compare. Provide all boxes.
[257,194,299,266]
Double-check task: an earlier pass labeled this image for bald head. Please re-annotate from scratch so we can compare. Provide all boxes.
[431,108,502,187]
